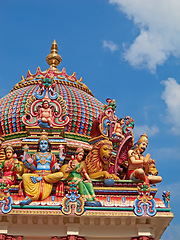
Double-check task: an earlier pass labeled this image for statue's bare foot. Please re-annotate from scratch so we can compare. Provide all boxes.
[20,196,32,207]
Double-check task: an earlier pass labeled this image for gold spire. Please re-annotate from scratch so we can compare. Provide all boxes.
[46,40,62,69]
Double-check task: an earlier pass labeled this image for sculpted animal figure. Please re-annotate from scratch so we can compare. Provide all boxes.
[84,140,119,180]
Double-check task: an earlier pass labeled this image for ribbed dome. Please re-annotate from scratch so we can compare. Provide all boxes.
[0,40,103,137]
[0,80,103,136]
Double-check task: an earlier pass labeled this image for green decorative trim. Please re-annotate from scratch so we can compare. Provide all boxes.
[12,205,60,210]
[157,208,171,212]
[65,132,90,142]
[12,206,170,212]
[85,207,134,211]
[3,132,27,141]
[12,205,133,211]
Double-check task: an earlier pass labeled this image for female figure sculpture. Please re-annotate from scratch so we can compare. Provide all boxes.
[0,145,19,186]
[65,146,97,203]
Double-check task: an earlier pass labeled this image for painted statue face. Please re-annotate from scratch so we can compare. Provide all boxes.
[6,149,13,159]
[138,141,148,153]
[76,152,84,162]
[120,119,125,125]
[43,101,49,109]
[39,140,48,152]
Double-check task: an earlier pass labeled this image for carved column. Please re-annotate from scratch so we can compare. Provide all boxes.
[131,237,154,240]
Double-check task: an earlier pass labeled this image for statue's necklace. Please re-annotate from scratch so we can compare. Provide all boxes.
[37,152,51,165]
[5,158,14,170]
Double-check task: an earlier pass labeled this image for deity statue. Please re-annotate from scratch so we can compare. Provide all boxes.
[127,133,162,184]
[39,100,53,127]
[112,118,125,140]
[0,137,5,166]
[65,146,99,204]
[0,145,19,186]
[20,132,64,206]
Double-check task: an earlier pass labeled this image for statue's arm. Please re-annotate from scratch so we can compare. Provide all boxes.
[22,152,36,171]
[65,160,75,173]
[0,161,5,171]
[58,148,66,167]
[128,150,144,166]
[51,154,61,173]
[39,108,42,118]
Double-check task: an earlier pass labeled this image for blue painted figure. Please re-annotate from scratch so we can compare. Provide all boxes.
[20,132,64,206]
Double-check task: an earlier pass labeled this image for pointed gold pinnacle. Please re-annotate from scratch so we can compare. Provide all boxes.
[46,39,62,69]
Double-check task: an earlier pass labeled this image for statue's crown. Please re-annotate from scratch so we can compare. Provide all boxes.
[75,145,84,154]
[38,130,49,143]
[137,133,148,144]
[5,144,14,152]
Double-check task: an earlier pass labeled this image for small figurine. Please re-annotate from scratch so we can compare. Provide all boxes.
[39,100,53,127]
[0,137,5,166]
[20,132,64,206]
[112,118,125,140]
[0,145,19,186]
[65,146,99,204]
[127,133,162,184]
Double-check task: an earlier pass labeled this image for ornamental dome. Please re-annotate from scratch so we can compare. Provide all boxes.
[0,40,103,139]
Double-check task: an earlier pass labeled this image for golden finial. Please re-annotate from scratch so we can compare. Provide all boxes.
[46,40,62,69]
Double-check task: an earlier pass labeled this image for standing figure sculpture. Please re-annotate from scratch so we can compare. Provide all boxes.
[20,132,64,206]
[127,133,162,184]
[0,145,19,186]
[66,146,99,205]
[112,118,125,140]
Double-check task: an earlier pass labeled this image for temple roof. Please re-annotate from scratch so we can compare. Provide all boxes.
[0,41,103,137]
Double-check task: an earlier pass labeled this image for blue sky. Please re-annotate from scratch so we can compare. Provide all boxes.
[0,1,180,239]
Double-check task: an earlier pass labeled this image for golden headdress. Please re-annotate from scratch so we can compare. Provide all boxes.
[137,133,148,144]
[75,145,84,155]
[5,145,14,152]
[38,130,49,144]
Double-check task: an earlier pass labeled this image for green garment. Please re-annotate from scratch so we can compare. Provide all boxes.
[68,162,95,201]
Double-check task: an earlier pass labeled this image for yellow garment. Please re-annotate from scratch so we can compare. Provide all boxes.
[22,172,63,201]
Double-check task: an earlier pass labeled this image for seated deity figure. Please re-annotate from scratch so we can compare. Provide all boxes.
[20,132,64,206]
[65,146,98,203]
[112,118,125,140]
[127,133,162,184]
[39,100,53,127]
[0,145,19,186]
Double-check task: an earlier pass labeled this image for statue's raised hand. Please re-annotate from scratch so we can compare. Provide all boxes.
[26,154,33,164]
[54,163,60,170]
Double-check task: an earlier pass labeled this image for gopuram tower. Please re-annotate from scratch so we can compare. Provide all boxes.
[0,41,173,240]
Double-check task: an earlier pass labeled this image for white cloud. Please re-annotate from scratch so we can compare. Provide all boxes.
[161,78,180,135]
[133,124,159,139]
[109,0,180,72]
[103,40,118,53]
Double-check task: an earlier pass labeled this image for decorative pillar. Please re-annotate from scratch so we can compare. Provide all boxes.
[131,237,154,240]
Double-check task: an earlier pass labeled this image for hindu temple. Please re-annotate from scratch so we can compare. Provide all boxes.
[0,40,173,240]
